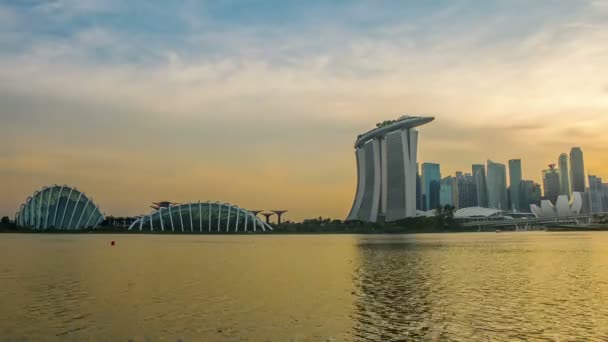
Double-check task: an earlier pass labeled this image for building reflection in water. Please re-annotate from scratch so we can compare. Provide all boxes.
[350,233,608,341]
[351,236,436,340]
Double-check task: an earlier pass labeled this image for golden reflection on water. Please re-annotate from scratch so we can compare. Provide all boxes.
[2,232,608,340]
[351,233,608,341]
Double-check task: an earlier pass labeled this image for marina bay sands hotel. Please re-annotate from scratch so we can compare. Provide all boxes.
[347,115,434,223]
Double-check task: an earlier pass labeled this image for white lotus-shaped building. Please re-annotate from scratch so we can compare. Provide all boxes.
[530,192,583,218]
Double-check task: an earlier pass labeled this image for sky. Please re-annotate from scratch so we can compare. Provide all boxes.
[1,0,607,221]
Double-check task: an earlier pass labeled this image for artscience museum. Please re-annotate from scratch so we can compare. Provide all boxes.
[530,192,583,218]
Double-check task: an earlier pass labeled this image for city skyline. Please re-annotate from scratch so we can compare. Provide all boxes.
[424,146,606,214]
[1,1,608,221]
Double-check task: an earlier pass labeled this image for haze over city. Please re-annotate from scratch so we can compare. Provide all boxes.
[1,0,607,221]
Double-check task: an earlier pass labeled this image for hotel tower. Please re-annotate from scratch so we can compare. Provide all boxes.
[347,116,434,222]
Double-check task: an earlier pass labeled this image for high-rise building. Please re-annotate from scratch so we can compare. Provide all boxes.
[582,190,592,214]
[451,177,459,209]
[558,153,571,197]
[602,183,608,212]
[440,176,453,207]
[533,182,542,206]
[570,147,586,193]
[508,159,523,211]
[422,163,441,211]
[588,175,604,213]
[542,165,560,204]
[472,164,487,207]
[416,163,422,211]
[522,180,541,210]
[487,160,508,210]
[347,116,434,222]
[456,172,477,209]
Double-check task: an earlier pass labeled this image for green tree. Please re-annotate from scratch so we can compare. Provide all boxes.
[443,205,458,230]
[434,206,445,229]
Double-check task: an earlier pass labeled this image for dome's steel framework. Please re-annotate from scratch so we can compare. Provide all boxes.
[128,202,273,232]
[15,185,105,230]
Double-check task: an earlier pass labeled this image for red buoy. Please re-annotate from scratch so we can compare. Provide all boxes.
[111,241,116,246]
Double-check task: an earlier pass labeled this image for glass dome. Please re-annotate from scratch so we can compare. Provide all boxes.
[129,202,272,233]
[15,185,105,230]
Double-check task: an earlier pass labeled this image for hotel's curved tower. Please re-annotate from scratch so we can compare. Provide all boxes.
[347,116,434,222]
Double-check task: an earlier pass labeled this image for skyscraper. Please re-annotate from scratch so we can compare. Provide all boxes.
[422,163,441,211]
[348,116,434,222]
[440,176,453,207]
[456,172,477,209]
[558,153,571,197]
[522,180,541,210]
[588,175,604,213]
[542,165,560,204]
[508,159,523,211]
[416,163,422,211]
[472,164,488,207]
[602,183,608,212]
[487,160,508,210]
[570,147,586,193]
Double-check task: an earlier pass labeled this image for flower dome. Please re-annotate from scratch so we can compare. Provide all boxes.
[15,185,105,230]
[128,201,273,233]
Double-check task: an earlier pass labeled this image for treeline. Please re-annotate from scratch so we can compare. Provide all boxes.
[0,216,18,231]
[276,206,464,234]
[1,206,469,234]
[595,214,608,224]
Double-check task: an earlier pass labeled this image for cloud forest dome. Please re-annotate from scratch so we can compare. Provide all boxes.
[129,202,273,233]
[15,185,105,230]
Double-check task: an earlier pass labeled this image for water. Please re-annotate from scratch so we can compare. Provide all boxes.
[1,232,608,341]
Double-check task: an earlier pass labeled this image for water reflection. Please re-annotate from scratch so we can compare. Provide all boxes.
[352,233,608,341]
[3,233,608,340]
[352,237,436,340]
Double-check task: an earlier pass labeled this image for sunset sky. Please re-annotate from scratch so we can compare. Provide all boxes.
[1,0,607,221]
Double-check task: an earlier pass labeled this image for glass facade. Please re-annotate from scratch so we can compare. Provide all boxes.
[15,185,104,230]
[569,147,586,193]
[130,202,271,233]
[487,160,508,210]
[422,163,441,211]
[542,167,561,204]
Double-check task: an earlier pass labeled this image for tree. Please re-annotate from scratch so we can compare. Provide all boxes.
[434,206,445,229]
[443,205,457,230]
[0,216,17,231]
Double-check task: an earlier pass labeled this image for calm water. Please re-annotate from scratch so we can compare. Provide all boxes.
[2,232,608,341]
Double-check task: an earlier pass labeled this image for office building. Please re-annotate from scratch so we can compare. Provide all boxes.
[508,159,523,211]
[456,172,477,209]
[347,116,435,222]
[603,183,608,212]
[472,164,488,207]
[542,165,561,204]
[522,180,542,210]
[487,160,508,210]
[570,147,586,193]
[422,163,441,211]
[589,175,604,213]
[416,163,422,211]
[558,153,571,197]
[440,176,454,207]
